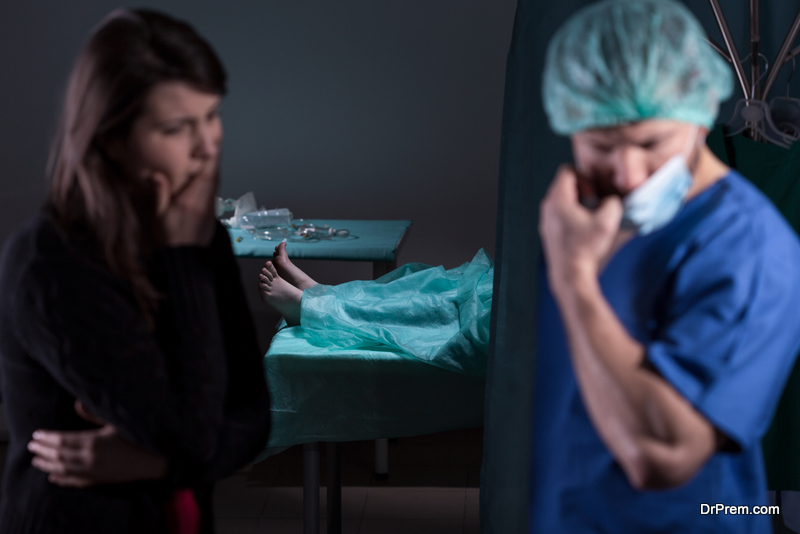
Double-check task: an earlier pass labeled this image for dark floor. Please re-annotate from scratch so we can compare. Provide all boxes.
[0,428,482,534]
[246,428,482,489]
[215,428,483,533]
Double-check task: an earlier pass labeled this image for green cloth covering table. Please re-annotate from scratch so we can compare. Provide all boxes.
[258,326,486,457]
[707,127,800,491]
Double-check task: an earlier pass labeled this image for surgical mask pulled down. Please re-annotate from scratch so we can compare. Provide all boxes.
[621,127,701,236]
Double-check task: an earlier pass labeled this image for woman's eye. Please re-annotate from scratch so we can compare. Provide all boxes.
[161,125,184,135]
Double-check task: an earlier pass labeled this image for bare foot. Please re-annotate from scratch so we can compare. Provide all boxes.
[258,261,302,325]
[273,242,317,290]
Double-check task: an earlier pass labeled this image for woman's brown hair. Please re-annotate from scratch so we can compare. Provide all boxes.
[47,9,227,326]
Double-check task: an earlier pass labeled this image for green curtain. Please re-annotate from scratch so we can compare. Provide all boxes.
[479,2,584,532]
[707,127,800,491]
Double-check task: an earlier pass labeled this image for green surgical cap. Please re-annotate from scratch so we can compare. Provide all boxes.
[543,0,734,135]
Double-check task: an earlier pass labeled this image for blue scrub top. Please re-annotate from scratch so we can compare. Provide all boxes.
[530,171,800,533]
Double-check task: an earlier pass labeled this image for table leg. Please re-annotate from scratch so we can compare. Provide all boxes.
[327,443,342,534]
[303,443,320,534]
[374,438,389,476]
[371,261,396,478]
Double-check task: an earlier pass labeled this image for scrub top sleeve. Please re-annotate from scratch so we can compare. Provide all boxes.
[646,213,800,451]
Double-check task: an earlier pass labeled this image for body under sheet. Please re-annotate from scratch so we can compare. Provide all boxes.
[299,248,494,375]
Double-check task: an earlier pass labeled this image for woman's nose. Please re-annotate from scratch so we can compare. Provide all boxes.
[193,123,221,160]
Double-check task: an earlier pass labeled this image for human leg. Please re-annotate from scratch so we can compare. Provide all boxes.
[258,261,303,325]
[273,242,317,290]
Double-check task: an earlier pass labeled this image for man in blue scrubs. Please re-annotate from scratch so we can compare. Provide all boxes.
[531,1,800,532]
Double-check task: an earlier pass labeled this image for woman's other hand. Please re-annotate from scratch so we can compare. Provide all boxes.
[27,401,168,488]
[150,165,218,247]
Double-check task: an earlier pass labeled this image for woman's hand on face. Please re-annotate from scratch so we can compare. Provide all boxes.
[27,401,168,488]
[539,165,624,286]
[149,166,218,247]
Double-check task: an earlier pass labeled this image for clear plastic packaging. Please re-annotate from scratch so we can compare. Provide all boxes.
[217,192,259,228]
[239,209,294,230]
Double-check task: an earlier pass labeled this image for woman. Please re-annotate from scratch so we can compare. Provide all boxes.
[0,9,270,533]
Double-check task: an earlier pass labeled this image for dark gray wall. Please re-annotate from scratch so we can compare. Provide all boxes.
[0,2,516,269]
